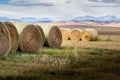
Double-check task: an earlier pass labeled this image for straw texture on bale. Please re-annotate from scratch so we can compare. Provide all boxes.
[81,29,98,41]
[60,28,71,40]
[70,28,82,41]
[41,26,62,47]
[0,22,11,57]
[4,22,19,53]
[19,24,45,52]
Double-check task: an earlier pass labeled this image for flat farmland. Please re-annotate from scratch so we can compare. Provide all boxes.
[0,23,120,80]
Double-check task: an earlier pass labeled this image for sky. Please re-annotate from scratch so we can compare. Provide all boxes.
[0,0,120,20]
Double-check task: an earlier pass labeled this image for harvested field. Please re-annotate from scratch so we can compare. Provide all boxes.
[0,22,120,80]
[99,35,120,41]
[62,40,120,50]
[0,40,120,80]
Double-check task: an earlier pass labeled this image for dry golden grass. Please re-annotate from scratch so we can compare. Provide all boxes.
[62,40,120,50]
[99,35,120,41]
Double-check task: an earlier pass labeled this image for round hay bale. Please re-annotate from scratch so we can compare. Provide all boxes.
[81,29,98,41]
[4,22,19,53]
[0,22,11,57]
[70,28,82,41]
[41,26,62,47]
[19,24,45,52]
[60,28,71,40]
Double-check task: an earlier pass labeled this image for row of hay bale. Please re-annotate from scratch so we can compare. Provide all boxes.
[0,21,62,57]
[60,28,98,41]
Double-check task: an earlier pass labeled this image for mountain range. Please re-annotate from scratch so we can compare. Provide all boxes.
[0,15,120,22]
[73,15,120,22]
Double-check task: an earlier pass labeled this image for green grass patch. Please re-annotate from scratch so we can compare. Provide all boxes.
[83,48,120,55]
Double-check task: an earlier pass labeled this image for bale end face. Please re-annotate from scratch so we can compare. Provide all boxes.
[81,29,98,41]
[0,22,11,57]
[70,29,82,41]
[48,26,62,48]
[60,28,71,40]
[81,31,91,41]
[19,24,45,52]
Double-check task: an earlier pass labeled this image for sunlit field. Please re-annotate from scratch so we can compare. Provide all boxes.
[0,26,120,80]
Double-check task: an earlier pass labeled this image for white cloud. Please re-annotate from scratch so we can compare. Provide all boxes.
[0,0,120,19]
[10,0,67,3]
[89,0,120,4]
[0,10,21,16]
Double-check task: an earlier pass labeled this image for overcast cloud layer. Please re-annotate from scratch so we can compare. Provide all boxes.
[0,0,120,19]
